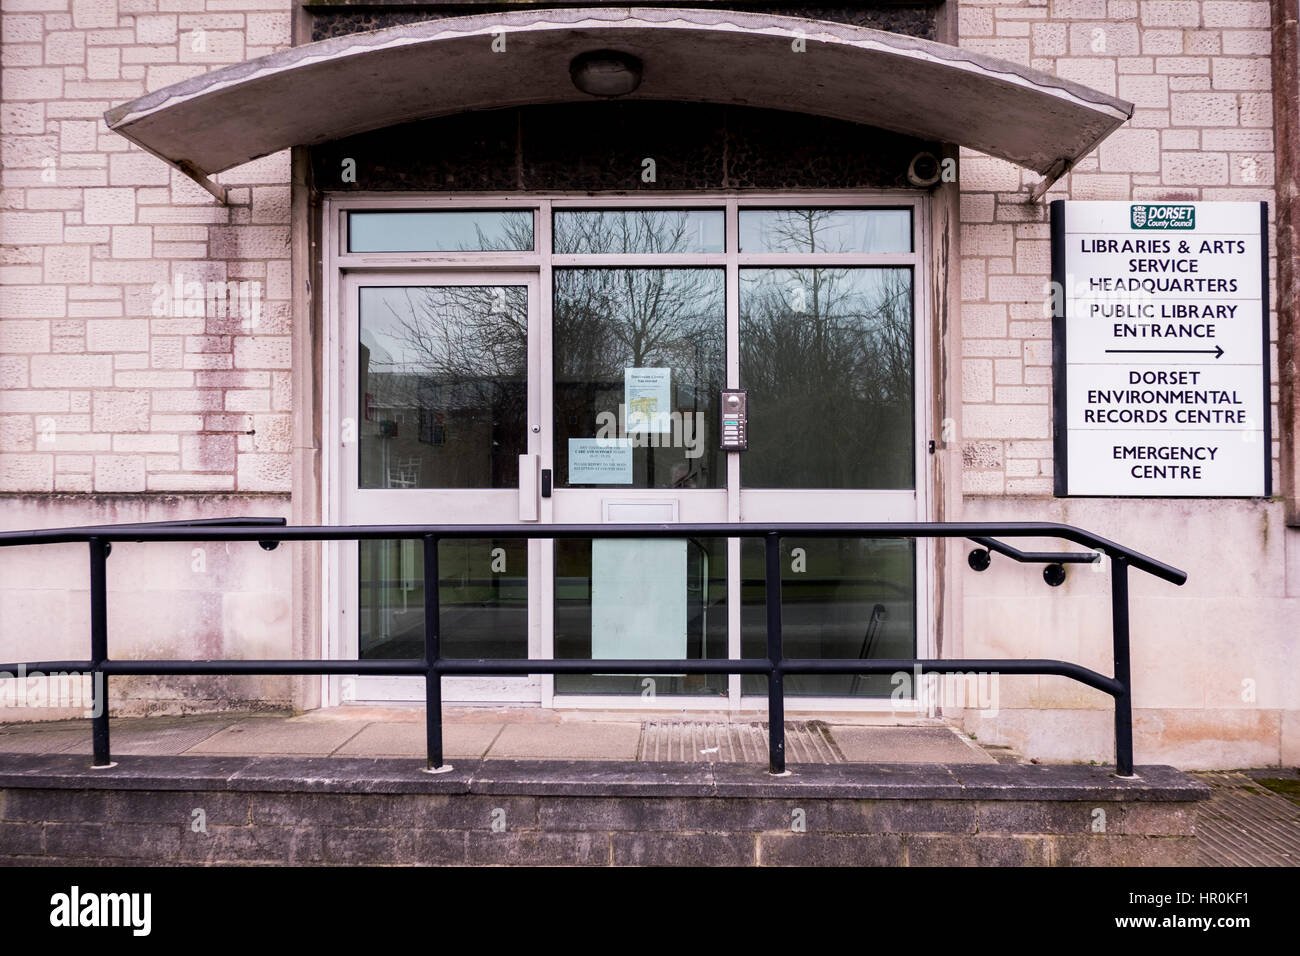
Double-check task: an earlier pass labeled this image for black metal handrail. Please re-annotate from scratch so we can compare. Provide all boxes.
[967,535,1101,565]
[0,520,1186,776]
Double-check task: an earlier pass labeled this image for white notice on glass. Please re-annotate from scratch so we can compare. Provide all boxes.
[624,367,672,434]
[568,438,633,484]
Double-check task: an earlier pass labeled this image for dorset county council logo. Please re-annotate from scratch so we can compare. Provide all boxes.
[1130,204,1195,230]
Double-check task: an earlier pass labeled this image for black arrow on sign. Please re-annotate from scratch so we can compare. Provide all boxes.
[1104,345,1224,358]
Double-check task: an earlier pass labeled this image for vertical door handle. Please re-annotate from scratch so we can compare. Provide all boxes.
[518,454,539,521]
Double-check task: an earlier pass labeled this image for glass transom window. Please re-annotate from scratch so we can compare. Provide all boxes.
[348,210,534,252]
[739,208,911,254]
[553,209,725,253]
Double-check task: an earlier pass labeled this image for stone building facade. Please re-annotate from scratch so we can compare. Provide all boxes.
[0,0,1296,769]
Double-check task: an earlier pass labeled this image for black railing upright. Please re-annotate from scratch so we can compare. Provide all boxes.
[0,520,1187,777]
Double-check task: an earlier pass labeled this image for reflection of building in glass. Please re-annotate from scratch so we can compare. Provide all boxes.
[359,287,528,490]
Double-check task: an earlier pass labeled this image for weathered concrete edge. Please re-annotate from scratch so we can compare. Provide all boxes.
[0,755,1211,802]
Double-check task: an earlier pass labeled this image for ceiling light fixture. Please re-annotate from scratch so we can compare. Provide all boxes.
[569,50,643,97]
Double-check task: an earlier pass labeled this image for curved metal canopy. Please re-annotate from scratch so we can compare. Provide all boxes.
[104,7,1133,201]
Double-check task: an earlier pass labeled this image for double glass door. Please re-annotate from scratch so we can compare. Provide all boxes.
[333,202,925,707]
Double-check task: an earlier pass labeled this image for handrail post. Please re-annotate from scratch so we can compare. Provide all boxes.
[423,534,445,771]
[89,537,112,767]
[1110,554,1135,777]
[765,531,786,775]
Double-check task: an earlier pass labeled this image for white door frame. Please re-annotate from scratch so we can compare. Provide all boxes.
[321,194,934,713]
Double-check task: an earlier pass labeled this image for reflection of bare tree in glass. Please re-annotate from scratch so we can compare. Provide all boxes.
[553,267,724,487]
[552,211,724,381]
[365,285,528,486]
[554,209,706,255]
[757,208,843,254]
[472,213,535,253]
[741,265,913,488]
[549,211,726,487]
[554,269,723,379]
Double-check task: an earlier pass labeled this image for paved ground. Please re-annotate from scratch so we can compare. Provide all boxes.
[0,707,997,764]
[1193,770,1300,867]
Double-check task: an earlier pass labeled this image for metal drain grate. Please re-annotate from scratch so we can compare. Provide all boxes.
[638,720,844,763]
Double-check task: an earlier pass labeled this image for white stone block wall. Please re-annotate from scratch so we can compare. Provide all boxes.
[955,0,1296,767]
[0,0,298,716]
[0,0,295,497]
[957,0,1279,496]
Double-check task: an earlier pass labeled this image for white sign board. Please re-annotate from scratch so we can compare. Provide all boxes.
[1051,200,1270,497]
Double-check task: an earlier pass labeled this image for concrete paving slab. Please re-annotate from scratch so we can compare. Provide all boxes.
[832,727,996,764]
[183,718,365,756]
[333,720,503,758]
[0,717,235,757]
[488,721,642,760]
[299,705,426,724]
[0,712,996,765]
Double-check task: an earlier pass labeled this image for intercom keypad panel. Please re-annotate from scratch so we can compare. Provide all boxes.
[720,389,747,451]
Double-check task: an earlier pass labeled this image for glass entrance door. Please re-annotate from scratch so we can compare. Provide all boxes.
[339,271,541,702]
[329,198,927,709]
[545,209,732,699]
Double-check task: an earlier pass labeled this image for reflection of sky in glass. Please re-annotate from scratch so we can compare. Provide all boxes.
[358,328,391,362]
[553,210,725,254]
[360,288,433,374]
[739,209,911,254]
[348,210,533,252]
